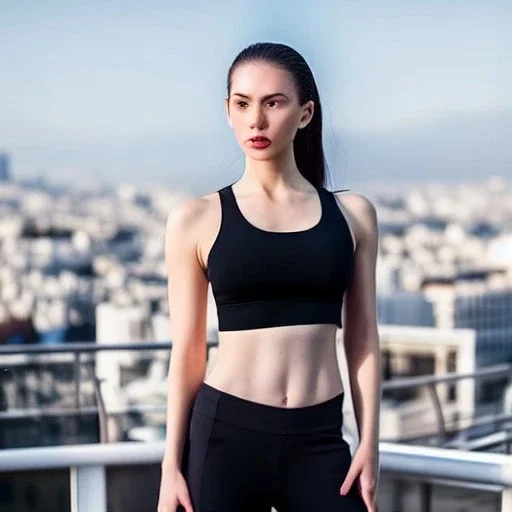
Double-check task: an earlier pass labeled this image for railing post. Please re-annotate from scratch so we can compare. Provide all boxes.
[74,351,81,410]
[392,480,404,511]
[70,465,106,512]
[426,383,446,445]
[419,482,432,512]
[85,361,109,443]
[502,488,512,512]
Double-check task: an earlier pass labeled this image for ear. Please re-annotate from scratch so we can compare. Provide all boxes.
[299,100,314,129]
[225,98,233,129]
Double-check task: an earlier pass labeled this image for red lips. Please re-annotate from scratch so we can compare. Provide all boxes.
[248,135,270,142]
[248,138,271,149]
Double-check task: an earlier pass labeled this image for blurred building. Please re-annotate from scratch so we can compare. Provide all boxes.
[454,290,512,367]
[95,302,152,388]
[377,325,476,441]
[422,274,512,369]
[377,291,435,326]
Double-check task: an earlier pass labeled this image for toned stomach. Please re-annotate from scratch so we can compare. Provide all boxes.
[204,323,344,408]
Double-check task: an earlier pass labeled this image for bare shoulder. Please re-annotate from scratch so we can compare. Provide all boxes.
[164,190,222,272]
[334,191,377,223]
[165,191,219,241]
[333,190,378,247]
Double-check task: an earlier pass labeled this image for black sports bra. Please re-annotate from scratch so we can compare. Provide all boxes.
[205,183,355,331]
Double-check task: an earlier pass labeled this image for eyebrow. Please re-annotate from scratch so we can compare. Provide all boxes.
[231,92,288,101]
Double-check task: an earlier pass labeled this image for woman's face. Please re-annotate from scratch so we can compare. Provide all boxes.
[225,61,314,161]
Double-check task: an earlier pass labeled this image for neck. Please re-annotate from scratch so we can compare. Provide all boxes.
[240,145,311,194]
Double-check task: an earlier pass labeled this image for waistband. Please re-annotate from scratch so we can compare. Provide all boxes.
[191,382,344,435]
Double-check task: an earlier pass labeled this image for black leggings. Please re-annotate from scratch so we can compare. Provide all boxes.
[180,382,367,512]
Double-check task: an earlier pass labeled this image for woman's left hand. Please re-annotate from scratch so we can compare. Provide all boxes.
[339,442,379,512]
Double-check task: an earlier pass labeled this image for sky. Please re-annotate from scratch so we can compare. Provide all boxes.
[0,0,511,194]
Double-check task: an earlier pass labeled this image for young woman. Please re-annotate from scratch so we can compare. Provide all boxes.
[158,42,381,512]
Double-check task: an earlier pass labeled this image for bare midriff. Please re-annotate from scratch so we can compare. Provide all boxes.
[204,323,344,408]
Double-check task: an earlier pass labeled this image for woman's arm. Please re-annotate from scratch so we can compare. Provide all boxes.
[342,193,381,450]
[161,197,210,473]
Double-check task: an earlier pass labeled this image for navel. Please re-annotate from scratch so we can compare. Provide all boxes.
[281,396,288,407]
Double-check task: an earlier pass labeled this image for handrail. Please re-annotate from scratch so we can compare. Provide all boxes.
[0,441,511,488]
[379,442,512,486]
[0,340,177,354]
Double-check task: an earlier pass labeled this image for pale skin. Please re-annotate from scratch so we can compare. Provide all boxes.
[158,61,381,512]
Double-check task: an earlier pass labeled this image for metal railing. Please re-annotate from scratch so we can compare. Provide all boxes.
[0,441,511,512]
[1,341,511,446]
[1,341,512,510]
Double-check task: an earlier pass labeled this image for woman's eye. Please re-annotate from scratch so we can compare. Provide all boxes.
[234,99,281,108]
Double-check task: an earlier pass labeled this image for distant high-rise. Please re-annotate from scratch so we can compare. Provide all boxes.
[0,153,10,181]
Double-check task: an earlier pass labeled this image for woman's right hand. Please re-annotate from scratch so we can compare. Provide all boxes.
[157,466,194,512]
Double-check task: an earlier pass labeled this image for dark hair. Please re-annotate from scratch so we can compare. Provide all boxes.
[227,42,330,189]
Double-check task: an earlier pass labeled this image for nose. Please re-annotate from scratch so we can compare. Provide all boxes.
[249,105,267,130]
